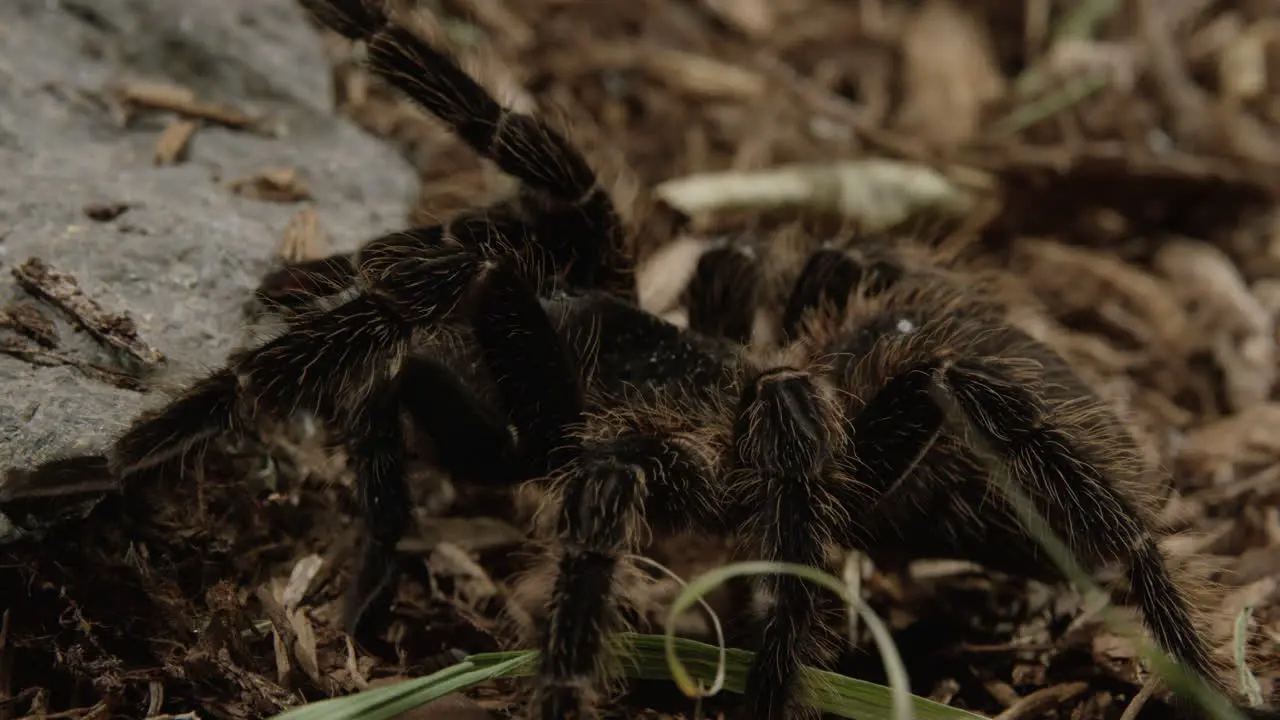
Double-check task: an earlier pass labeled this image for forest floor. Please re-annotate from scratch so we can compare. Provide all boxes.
[2,0,1280,718]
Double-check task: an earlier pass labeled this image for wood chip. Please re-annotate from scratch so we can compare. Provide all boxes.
[111,78,267,132]
[281,554,324,611]
[276,206,328,263]
[700,0,774,37]
[228,167,313,203]
[644,48,768,100]
[1,302,58,347]
[428,542,499,609]
[895,0,1006,147]
[82,201,133,222]
[1155,238,1276,411]
[10,257,164,368]
[153,117,199,165]
[452,0,534,51]
[0,336,143,390]
[1178,404,1280,483]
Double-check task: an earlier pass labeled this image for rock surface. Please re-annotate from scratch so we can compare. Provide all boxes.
[0,0,417,539]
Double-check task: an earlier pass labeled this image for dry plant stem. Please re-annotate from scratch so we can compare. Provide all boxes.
[1013,0,1121,97]
[1119,676,1162,720]
[992,682,1089,720]
[10,258,164,368]
[642,47,767,101]
[113,79,268,132]
[1135,0,1213,147]
[1235,606,1265,706]
[988,72,1109,138]
[144,680,163,718]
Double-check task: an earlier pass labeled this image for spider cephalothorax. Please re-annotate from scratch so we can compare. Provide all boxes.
[17,1,1277,718]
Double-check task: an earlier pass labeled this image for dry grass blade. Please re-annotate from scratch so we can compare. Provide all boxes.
[655,160,977,231]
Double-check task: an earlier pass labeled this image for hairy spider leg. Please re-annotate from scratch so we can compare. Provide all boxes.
[300,0,635,300]
[254,253,359,318]
[728,368,852,720]
[780,246,905,342]
[929,358,1224,701]
[396,356,520,484]
[470,263,723,720]
[243,0,663,624]
[832,313,1239,715]
[684,244,762,345]
[936,357,1280,720]
[781,247,1269,715]
[780,248,862,342]
[101,219,553,636]
[256,0,640,319]
[111,221,515,476]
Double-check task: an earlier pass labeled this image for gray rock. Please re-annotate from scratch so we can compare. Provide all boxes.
[0,0,418,540]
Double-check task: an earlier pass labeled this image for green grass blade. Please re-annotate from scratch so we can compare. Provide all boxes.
[270,633,987,720]
[269,654,530,720]
[662,560,915,720]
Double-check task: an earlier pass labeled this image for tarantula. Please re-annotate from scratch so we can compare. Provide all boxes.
[17,0,1275,718]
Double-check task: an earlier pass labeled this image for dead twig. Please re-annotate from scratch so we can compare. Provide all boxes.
[1118,676,1162,720]
[992,682,1090,720]
[109,79,270,134]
